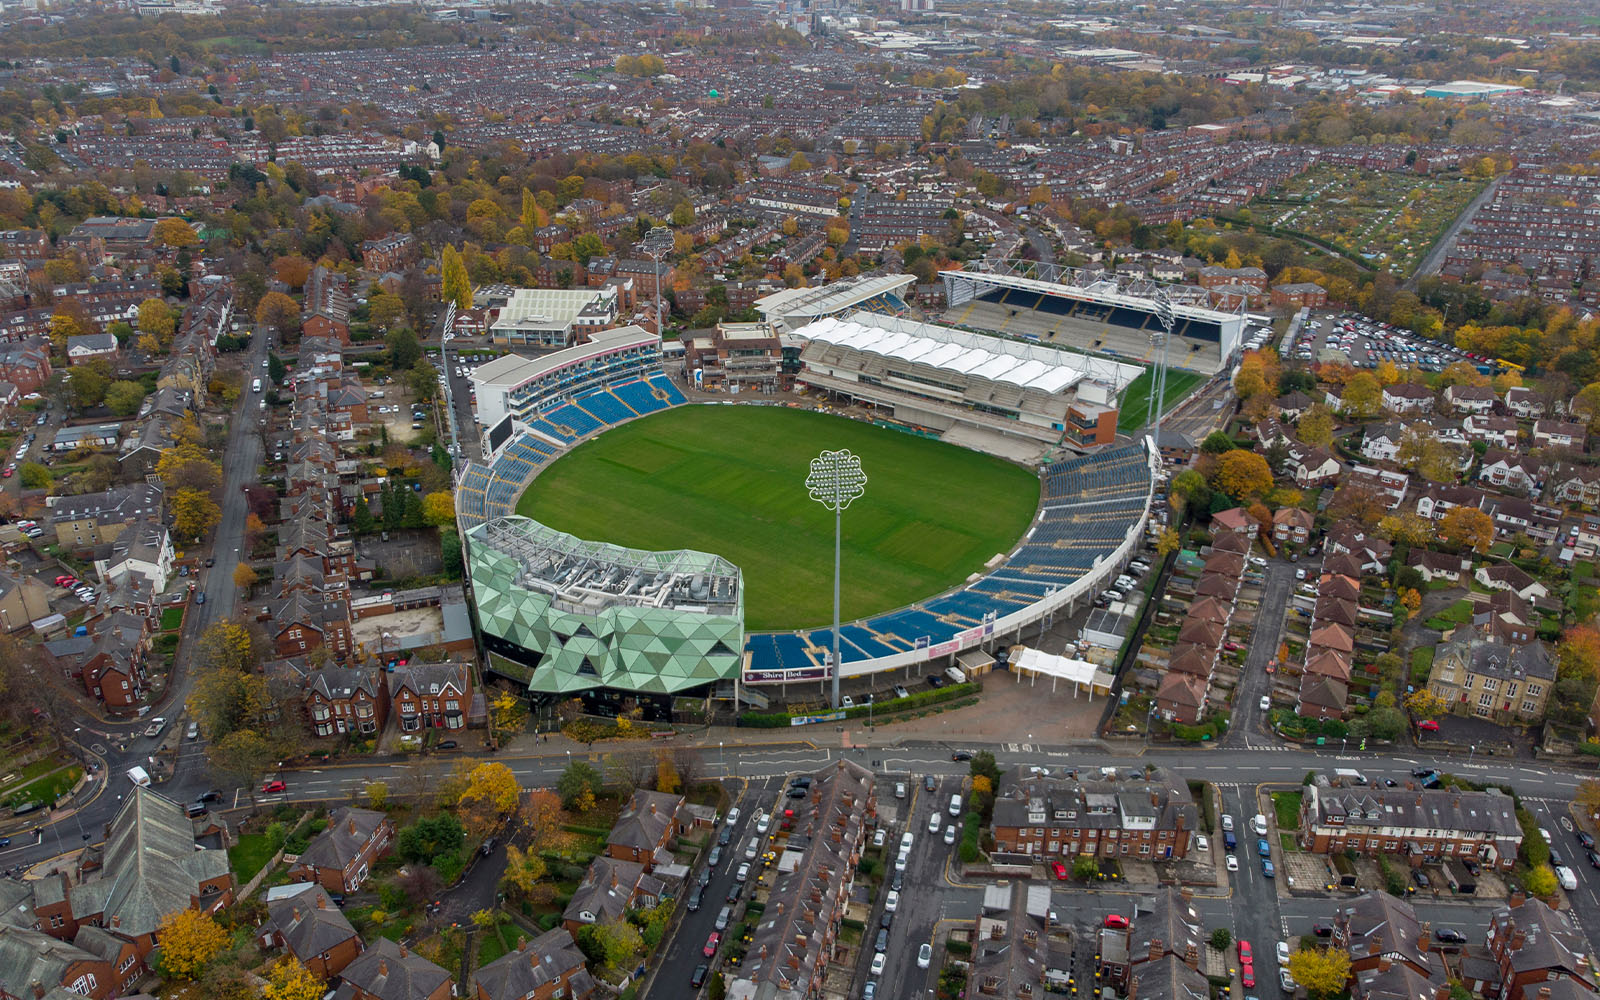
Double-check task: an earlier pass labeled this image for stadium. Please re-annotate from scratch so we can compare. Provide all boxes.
[941,260,1246,378]
[458,296,1157,713]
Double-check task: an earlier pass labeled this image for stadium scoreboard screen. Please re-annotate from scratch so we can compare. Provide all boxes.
[486,414,515,455]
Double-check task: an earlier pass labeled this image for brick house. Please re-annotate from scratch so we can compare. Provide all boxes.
[1333,892,1435,977]
[606,789,686,869]
[259,884,364,979]
[990,766,1198,861]
[388,661,474,733]
[473,928,595,1000]
[304,666,389,738]
[1269,282,1328,309]
[1297,780,1522,870]
[268,593,353,660]
[288,807,394,893]
[0,339,52,393]
[1487,898,1599,1000]
[336,938,453,1000]
[1272,507,1313,545]
[561,857,664,935]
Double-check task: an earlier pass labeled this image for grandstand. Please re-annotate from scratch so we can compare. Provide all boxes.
[743,441,1155,683]
[795,312,1142,456]
[942,263,1244,376]
[470,516,743,709]
[755,272,917,334]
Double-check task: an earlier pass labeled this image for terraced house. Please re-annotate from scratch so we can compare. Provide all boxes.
[1297,779,1522,869]
[990,766,1198,861]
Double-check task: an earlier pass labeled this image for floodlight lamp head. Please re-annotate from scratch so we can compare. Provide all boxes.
[805,449,867,513]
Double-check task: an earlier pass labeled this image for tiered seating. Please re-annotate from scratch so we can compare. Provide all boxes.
[612,378,669,416]
[543,403,602,438]
[575,392,634,426]
[744,443,1152,675]
[649,374,686,404]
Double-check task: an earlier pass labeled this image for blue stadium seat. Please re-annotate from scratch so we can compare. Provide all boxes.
[611,379,668,416]
[649,375,687,405]
[575,391,632,426]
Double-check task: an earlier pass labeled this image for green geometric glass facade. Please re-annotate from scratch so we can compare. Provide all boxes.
[468,516,744,696]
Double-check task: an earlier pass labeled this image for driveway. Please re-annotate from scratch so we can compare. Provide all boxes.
[1227,558,1296,748]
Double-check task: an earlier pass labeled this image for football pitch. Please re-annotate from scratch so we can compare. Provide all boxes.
[1117,368,1206,432]
[516,406,1040,630]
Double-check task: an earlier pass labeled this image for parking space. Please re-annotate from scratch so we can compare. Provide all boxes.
[1283,310,1486,373]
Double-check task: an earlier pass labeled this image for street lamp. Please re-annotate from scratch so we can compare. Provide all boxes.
[1468,743,1476,765]
[719,741,724,775]
[640,226,673,338]
[807,449,867,709]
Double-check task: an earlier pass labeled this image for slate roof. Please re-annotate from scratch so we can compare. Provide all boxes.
[563,856,650,927]
[297,808,388,873]
[992,766,1198,834]
[1133,887,1204,965]
[1313,786,1521,839]
[1436,631,1555,683]
[333,937,452,1000]
[265,885,359,963]
[1491,899,1595,981]
[68,786,230,938]
[0,924,106,995]
[1341,892,1429,971]
[1130,952,1209,1000]
[472,928,594,1000]
[606,789,682,853]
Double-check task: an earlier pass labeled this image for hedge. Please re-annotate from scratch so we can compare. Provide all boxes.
[959,811,982,863]
[739,682,980,728]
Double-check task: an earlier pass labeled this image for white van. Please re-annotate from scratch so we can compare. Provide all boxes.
[1556,865,1578,891]
[944,666,966,685]
[126,766,152,787]
[949,793,963,817]
[251,378,262,393]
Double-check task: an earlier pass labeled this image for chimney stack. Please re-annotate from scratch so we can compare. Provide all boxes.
[378,960,388,977]
[1149,937,1164,962]
[1183,944,1199,970]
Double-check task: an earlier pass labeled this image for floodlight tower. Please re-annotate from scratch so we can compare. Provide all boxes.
[1146,286,1176,436]
[640,226,674,339]
[806,449,867,710]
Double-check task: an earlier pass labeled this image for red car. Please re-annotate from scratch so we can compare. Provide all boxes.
[703,932,721,958]
[1051,862,1068,881]
[1237,941,1252,963]
[1241,964,1255,989]
[1104,914,1129,928]
[261,779,286,793]
[1,469,11,479]
[1417,720,1439,731]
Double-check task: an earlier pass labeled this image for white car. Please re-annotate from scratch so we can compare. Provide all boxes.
[929,811,941,834]
[1259,696,1271,712]
[1195,835,1209,853]
[871,952,887,976]
[944,824,957,845]
[1221,814,1234,832]
[757,814,770,835]
[1249,556,1267,568]
[895,850,910,872]
[917,943,932,969]
[1277,941,1291,965]
[900,832,915,853]
[1294,567,1306,580]
[885,891,900,913]
[1252,814,1269,836]
[1226,854,1239,872]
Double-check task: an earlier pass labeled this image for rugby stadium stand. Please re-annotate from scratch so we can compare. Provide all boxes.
[942,266,1244,376]
[755,272,916,333]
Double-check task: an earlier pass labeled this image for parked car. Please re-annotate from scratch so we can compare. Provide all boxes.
[917,944,932,969]
[1226,855,1238,872]
[186,722,199,741]
[886,890,900,912]
[1417,720,1439,731]
[1261,860,1275,878]
[1051,862,1068,880]
[871,952,887,975]
[691,965,708,988]
[703,932,720,958]
[1104,915,1128,929]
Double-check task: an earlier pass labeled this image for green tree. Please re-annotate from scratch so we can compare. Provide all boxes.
[398,813,465,862]
[1071,854,1099,880]
[268,353,286,385]
[1340,372,1382,419]
[193,621,260,674]
[104,380,147,416]
[558,759,604,810]
[386,327,422,369]
[351,498,376,535]
[1200,431,1236,454]
[1526,864,1558,897]
[69,368,109,408]
[18,462,48,489]
[1210,928,1232,952]
[577,919,645,979]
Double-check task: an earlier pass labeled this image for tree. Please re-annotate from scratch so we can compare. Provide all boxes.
[558,760,604,810]
[1298,405,1335,448]
[397,813,465,862]
[105,380,147,416]
[655,750,681,794]
[1156,528,1180,557]
[172,487,221,539]
[157,441,222,494]
[1287,947,1351,1000]
[1210,928,1232,952]
[272,255,313,290]
[188,669,272,742]
[70,368,109,409]
[422,491,455,527]
[386,327,422,370]
[1340,372,1382,419]
[232,563,258,590]
[47,312,85,351]
[441,245,472,310]
[17,462,48,489]
[1575,779,1600,822]
[523,788,564,850]
[577,919,644,980]
[490,691,529,734]
[1526,864,1558,897]
[1440,506,1495,553]
[256,291,301,337]
[1200,431,1236,454]
[156,909,229,980]
[500,844,552,903]
[1558,626,1600,682]
[1213,450,1274,500]
[1071,854,1099,880]
[152,217,200,248]
[458,761,522,837]
[263,957,324,1000]
[1378,512,1433,548]
[369,291,406,331]
[194,621,258,674]
[1572,382,1600,429]
[137,298,175,340]
[366,780,388,810]
[1396,587,1422,621]
[1404,688,1449,719]
[1170,468,1211,511]
[1364,706,1407,741]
